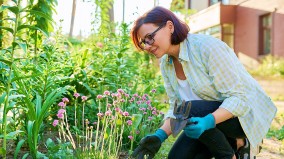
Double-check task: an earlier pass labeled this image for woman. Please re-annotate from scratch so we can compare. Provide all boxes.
[130,6,277,159]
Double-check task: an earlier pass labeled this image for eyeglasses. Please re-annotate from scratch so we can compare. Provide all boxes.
[139,24,165,49]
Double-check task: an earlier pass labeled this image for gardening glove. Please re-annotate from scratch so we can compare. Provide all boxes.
[132,129,168,159]
[184,114,215,139]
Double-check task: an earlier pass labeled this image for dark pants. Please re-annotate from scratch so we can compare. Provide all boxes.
[168,100,246,159]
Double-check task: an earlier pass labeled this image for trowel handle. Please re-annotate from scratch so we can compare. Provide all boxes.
[186,121,198,125]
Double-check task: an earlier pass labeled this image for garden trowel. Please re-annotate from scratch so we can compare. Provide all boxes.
[170,100,195,137]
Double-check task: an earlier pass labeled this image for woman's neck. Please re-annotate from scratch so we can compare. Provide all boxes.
[167,44,180,59]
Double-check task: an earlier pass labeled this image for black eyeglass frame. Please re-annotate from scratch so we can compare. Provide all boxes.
[139,24,166,50]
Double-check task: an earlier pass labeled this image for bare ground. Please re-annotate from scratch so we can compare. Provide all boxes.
[256,101,284,159]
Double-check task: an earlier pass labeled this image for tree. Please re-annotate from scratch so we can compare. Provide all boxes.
[69,0,77,37]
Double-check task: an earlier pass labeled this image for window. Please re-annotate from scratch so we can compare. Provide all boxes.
[222,24,234,49]
[197,24,234,49]
[197,25,221,39]
[209,0,222,6]
[259,14,272,55]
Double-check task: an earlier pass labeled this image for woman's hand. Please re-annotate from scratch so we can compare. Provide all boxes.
[183,114,215,139]
[132,129,168,159]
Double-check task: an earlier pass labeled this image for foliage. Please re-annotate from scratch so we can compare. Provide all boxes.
[249,55,284,78]
[47,89,164,158]
[170,0,196,23]
[0,0,167,158]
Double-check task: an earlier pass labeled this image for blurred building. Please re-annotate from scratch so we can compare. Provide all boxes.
[186,0,284,68]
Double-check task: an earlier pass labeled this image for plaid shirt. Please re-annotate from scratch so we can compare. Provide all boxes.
[160,33,277,148]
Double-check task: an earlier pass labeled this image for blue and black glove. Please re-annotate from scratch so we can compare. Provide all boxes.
[132,129,168,159]
[184,114,215,139]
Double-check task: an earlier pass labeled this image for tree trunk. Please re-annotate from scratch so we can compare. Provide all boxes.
[69,0,77,37]
[0,0,4,48]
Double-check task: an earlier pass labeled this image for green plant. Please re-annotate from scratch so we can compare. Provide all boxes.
[249,55,284,77]
[50,88,164,158]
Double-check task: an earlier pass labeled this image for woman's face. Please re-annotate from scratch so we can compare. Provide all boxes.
[137,22,173,58]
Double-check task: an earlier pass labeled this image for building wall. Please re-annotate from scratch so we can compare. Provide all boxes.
[187,0,284,68]
[190,0,209,12]
[273,12,284,57]
[234,6,263,59]
[188,3,221,33]
[234,0,284,59]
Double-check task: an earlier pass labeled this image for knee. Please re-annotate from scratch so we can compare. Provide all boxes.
[167,149,175,159]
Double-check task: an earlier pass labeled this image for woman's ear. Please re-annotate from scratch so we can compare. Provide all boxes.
[166,20,174,34]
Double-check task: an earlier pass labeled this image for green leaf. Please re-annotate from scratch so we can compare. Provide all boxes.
[8,94,25,100]
[22,153,29,159]
[14,139,25,159]
[0,58,12,66]
[13,41,27,54]
[7,6,19,14]
[0,5,11,12]
[0,147,6,155]
[17,25,48,36]
[0,17,16,23]
[0,93,6,104]
[0,130,24,139]
[26,10,54,22]
[35,93,42,118]
[45,138,55,148]
[11,73,41,82]
[36,151,47,158]
[0,5,19,14]
[0,26,14,34]
[117,52,122,59]
[132,114,143,129]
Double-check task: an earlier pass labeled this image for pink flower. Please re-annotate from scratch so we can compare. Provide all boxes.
[124,94,130,98]
[117,89,124,94]
[136,130,140,134]
[96,42,103,48]
[115,107,121,112]
[126,120,132,125]
[128,136,133,140]
[104,91,110,96]
[105,110,112,116]
[58,102,65,107]
[52,120,59,127]
[136,101,141,105]
[62,97,69,103]
[97,94,103,99]
[57,113,64,119]
[107,103,112,107]
[115,93,121,98]
[74,93,80,98]
[151,89,157,93]
[93,122,97,125]
[123,111,129,116]
[146,100,151,105]
[152,111,157,115]
[133,93,138,97]
[58,109,65,114]
[148,116,153,120]
[120,99,125,103]
[82,96,87,101]
[97,112,104,117]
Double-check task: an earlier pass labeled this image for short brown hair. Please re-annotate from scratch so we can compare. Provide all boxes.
[131,6,190,50]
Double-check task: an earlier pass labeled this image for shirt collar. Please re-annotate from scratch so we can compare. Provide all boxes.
[167,37,190,64]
